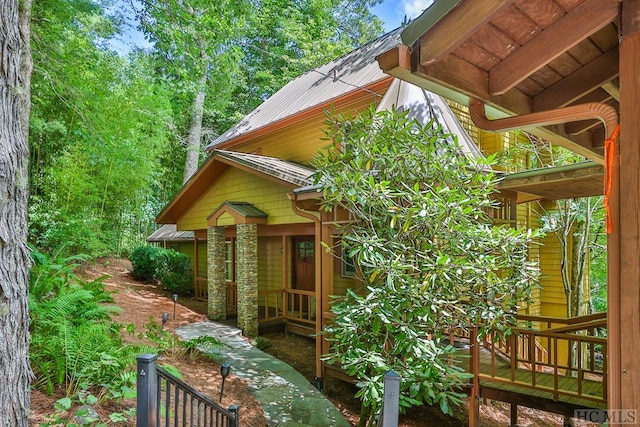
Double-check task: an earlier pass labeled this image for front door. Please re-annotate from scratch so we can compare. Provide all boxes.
[293,237,315,291]
[292,237,314,313]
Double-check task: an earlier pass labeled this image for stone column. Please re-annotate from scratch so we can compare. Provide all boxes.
[236,223,258,337]
[207,226,226,320]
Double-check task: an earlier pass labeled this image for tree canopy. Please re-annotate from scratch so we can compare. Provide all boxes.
[27,0,384,256]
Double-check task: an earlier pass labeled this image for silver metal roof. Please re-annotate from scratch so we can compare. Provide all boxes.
[214,150,315,188]
[375,78,485,162]
[207,28,402,149]
[146,224,194,242]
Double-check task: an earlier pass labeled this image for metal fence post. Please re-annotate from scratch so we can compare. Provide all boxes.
[137,354,158,427]
[228,404,240,427]
[382,371,400,427]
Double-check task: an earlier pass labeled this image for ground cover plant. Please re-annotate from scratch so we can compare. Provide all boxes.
[314,108,542,426]
[29,248,148,424]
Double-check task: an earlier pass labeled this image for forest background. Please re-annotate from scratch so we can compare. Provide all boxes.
[28,0,428,259]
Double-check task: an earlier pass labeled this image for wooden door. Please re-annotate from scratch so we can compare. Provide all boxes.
[292,237,315,291]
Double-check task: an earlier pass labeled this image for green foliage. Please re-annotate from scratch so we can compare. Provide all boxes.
[129,245,163,281]
[29,247,149,401]
[182,335,224,356]
[138,317,184,354]
[129,245,193,293]
[42,389,135,426]
[154,249,194,294]
[29,0,178,256]
[314,108,541,423]
[252,336,271,350]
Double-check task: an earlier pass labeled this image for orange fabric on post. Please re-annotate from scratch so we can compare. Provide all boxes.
[604,124,620,234]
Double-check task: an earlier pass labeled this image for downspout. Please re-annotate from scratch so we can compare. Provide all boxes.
[288,193,324,386]
[469,100,619,146]
[471,100,620,411]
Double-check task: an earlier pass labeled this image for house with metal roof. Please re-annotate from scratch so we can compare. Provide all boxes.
[154,27,573,390]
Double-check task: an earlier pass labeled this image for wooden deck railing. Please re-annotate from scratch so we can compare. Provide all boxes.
[257,289,316,326]
[226,282,237,316]
[195,277,208,301]
[470,313,607,407]
[258,289,285,322]
[285,289,316,326]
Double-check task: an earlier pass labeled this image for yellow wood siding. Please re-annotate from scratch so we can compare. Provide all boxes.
[231,95,381,164]
[197,241,207,277]
[177,168,311,230]
[263,236,283,291]
[538,232,567,314]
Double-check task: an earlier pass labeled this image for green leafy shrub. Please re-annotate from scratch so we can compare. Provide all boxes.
[315,108,541,425]
[129,245,162,281]
[129,245,193,294]
[154,249,193,294]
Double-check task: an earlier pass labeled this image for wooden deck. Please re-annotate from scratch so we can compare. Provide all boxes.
[465,314,607,424]
[323,313,607,424]
[471,346,606,417]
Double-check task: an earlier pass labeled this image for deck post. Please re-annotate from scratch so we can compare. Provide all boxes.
[469,327,480,427]
[381,371,400,427]
[616,1,640,422]
[136,354,158,427]
[510,403,517,426]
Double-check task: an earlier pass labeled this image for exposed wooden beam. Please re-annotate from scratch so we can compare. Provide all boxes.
[489,0,619,95]
[564,120,600,135]
[418,0,515,66]
[569,87,614,105]
[601,80,621,101]
[377,46,606,162]
[419,53,490,100]
[534,48,619,111]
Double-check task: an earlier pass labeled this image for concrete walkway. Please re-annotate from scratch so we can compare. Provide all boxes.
[175,321,350,427]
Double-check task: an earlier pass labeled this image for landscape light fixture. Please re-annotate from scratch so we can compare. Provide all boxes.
[161,312,169,329]
[172,294,178,320]
[219,362,231,402]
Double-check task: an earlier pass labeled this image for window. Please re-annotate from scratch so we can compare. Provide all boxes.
[297,241,314,257]
[225,240,234,282]
[341,252,356,278]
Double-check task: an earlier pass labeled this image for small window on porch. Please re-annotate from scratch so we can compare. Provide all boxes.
[225,240,235,282]
[341,252,356,278]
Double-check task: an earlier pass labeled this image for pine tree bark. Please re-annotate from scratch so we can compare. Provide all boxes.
[0,0,33,425]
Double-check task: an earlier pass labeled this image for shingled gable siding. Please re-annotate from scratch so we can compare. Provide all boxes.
[236,223,258,337]
[207,226,227,320]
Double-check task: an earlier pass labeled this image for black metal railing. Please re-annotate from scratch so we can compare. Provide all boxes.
[137,354,239,427]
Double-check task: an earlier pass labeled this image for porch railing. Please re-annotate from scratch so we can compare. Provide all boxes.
[195,277,208,301]
[137,354,239,427]
[258,289,284,322]
[194,279,237,317]
[258,289,316,326]
[226,282,237,316]
[470,313,607,406]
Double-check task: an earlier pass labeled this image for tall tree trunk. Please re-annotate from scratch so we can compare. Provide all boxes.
[0,0,33,425]
[182,65,208,184]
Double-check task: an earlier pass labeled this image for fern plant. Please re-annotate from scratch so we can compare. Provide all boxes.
[29,247,149,400]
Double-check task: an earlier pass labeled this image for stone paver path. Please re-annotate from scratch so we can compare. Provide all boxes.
[176,321,350,427]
